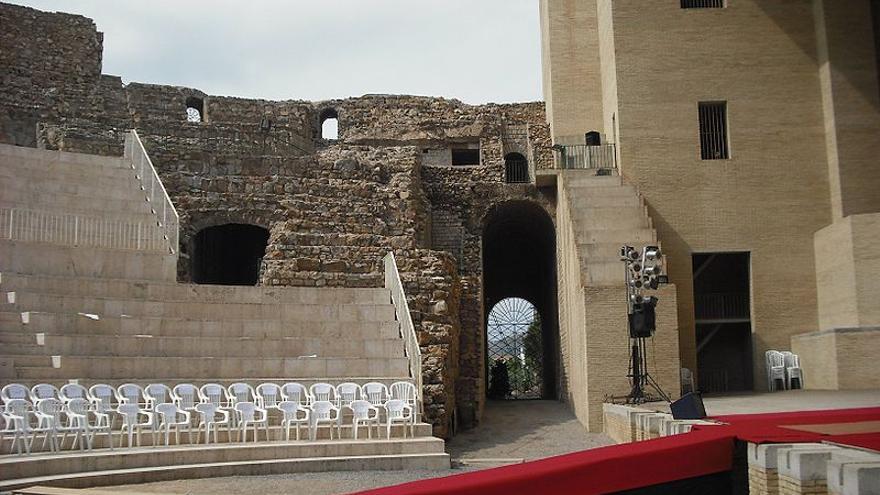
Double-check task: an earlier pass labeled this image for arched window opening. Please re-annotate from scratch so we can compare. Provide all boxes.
[185,97,204,123]
[504,153,529,183]
[193,224,269,285]
[320,108,339,140]
[487,297,543,399]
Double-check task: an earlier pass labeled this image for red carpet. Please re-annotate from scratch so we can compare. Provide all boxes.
[351,407,880,495]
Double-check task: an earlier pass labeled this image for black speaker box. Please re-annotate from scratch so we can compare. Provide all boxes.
[670,391,706,420]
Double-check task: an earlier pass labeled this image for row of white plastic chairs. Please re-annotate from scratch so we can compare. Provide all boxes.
[765,350,804,391]
[1,381,421,456]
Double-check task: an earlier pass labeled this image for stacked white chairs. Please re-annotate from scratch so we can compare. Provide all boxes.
[765,350,787,391]
[0,379,424,455]
[384,399,414,439]
[277,401,309,441]
[781,351,804,389]
[234,402,269,443]
[154,402,193,446]
[194,402,230,444]
[350,400,380,439]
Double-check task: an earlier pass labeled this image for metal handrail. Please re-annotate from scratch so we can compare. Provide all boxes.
[0,207,167,251]
[124,130,179,254]
[553,143,618,170]
[383,252,423,418]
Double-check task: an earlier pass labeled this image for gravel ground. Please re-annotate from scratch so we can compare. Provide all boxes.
[102,400,612,495]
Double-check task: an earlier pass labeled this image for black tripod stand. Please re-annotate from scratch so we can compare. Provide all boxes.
[626,336,670,403]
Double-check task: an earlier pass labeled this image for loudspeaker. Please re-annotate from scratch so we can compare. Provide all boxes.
[670,391,706,420]
[628,301,657,338]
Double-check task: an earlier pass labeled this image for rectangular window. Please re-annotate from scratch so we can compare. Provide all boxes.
[681,0,725,8]
[698,101,729,160]
[451,148,480,166]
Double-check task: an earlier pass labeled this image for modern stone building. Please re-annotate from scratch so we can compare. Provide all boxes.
[0,0,877,439]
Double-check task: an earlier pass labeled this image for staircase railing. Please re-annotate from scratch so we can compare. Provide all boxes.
[383,251,423,418]
[124,130,179,254]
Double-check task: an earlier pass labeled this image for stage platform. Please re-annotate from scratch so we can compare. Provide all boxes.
[645,389,880,416]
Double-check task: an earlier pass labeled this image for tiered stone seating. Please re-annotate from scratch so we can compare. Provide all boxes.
[0,143,447,490]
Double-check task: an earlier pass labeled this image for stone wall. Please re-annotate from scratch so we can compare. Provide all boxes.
[0,2,555,436]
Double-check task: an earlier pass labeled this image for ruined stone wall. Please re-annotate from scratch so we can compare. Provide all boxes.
[0,1,555,436]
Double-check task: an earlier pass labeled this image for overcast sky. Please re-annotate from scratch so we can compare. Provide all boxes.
[11,1,544,105]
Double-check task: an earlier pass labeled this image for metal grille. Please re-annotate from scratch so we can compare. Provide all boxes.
[699,101,729,160]
[486,298,543,400]
[504,154,529,183]
[681,0,724,8]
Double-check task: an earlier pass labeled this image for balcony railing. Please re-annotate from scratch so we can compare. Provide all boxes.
[553,143,617,171]
[694,292,750,322]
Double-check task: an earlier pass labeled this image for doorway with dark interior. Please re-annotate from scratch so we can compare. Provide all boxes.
[192,224,270,286]
[692,252,753,393]
[482,201,558,401]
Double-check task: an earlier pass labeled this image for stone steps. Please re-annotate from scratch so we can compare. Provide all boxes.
[2,172,144,198]
[0,144,127,169]
[3,311,401,339]
[0,333,405,359]
[0,157,137,183]
[0,377,412,390]
[3,291,396,321]
[0,191,154,215]
[0,273,390,304]
[0,438,448,490]
[4,355,411,380]
[0,241,177,280]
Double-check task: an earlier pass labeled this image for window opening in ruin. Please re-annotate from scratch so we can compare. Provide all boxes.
[692,252,753,393]
[681,0,724,8]
[193,224,269,286]
[487,298,544,399]
[320,108,339,140]
[504,153,529,183]
[185,97,204,123]
[451,148,480,166]
[482,201,558,401]
[698,101,729,160]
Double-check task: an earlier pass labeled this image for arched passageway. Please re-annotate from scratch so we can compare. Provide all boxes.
[482,201,558,400]
[192,224,269,285]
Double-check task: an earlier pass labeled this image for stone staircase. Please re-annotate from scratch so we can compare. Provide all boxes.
[0,142,448,490]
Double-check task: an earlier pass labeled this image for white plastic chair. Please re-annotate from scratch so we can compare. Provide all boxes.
[782,351,804,390]
[680,368,695,395]
[335,382,360,410]
[172,383,200,413]
[384,399,414,439]
[154,402,193,446]
[89,384,117,429]
[280,382,310,407]
[66,397,112,450]
[35,398,84,452]
[3,399,33,454]
[309,383,335,403]
[277,401,309,441]
[198,383,228,408]
[233,402,268,443]
[256,383,283,410]
[116,383,146,407]
[194,402,231,444]
[59,383,89,403]
[308,400,339,441]
[227,382,256,406]
[144,383,173,410]
[30,383,60,404]
[350,400,380,440]
[765,350,786,391]
[1,383,29,405]
[361,382,389,409]
[117,403,155,448]
[390,381,420,422]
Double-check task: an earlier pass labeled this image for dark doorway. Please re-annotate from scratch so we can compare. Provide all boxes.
[483,201,558,400]
[692,252,752,393]
[193,224,270,285]
[504,153,529,183]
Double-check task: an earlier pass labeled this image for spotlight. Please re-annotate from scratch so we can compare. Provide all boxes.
[644,246,662,260]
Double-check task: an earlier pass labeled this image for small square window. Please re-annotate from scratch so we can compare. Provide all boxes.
[698,101,729,160]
